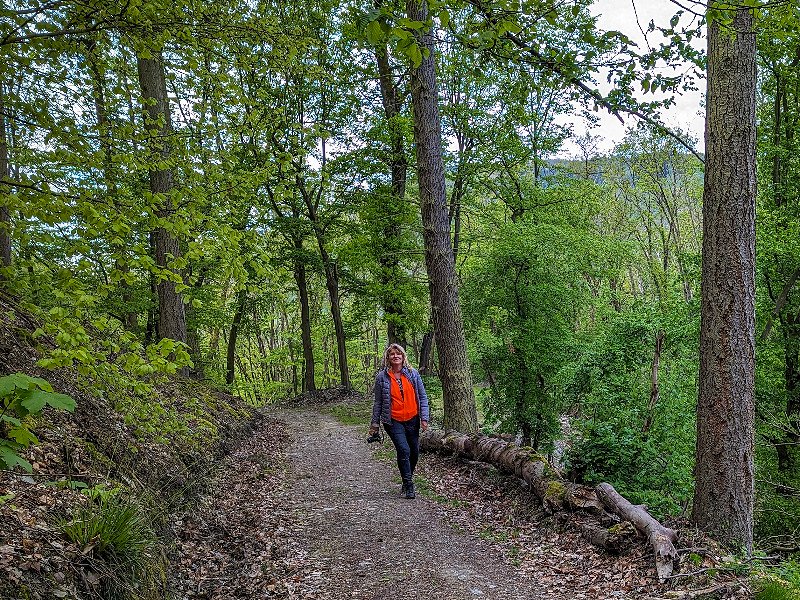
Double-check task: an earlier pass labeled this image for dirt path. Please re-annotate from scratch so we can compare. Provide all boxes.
[169,406,673,600]
[278,409,549,599]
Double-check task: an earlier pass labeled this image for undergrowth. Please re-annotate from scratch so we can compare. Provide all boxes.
[754,558,800,600]
[58,496,165,599]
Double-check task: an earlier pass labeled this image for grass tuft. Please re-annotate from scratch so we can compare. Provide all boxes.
[59,498,163,599]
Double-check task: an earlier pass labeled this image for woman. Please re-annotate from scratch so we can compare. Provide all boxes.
[370,343,430,499]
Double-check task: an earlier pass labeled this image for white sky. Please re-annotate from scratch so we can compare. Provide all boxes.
[558,0,706,157]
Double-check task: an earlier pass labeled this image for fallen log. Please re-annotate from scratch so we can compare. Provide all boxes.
[420,428,678,579]
[596,483,678,581]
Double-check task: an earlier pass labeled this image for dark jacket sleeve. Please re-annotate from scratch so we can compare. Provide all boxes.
[371,371,383,425]
[413,369,430,422]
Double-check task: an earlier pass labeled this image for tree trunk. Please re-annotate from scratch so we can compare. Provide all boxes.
[226,289,247,385]
[642,330,665,435]
[693,4,756,553]
[418,327,435,375]
[321,249,350,389]
[375,42,410,349]
[301,186,350,390]
[595,483,678,581]
[293,253,316,392]
[136,54,188,357]
[0,82,11,272]
[406,0,476,432]
[448,137,473,262]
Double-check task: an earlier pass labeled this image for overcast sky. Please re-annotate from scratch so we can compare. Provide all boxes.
[558,0,706,157]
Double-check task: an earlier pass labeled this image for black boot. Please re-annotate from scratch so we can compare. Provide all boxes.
[404,481,416,500]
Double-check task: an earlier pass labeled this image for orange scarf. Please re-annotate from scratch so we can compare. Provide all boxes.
[389,371,418,421]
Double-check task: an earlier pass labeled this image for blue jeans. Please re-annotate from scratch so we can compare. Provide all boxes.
[384,416,420,486]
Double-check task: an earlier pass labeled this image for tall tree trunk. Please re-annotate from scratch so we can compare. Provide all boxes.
[418,327,435,375]
[643,330,665,435]
[375,42,410,349]
[448,136,473,262]
[136,54,188,359]
[320,247,350,388]
[406,0,476,432]
[293,251,316,392]
[0,82,11,272]
[226,289,247,385]
[693,4,756,553]
[300,185,351,390]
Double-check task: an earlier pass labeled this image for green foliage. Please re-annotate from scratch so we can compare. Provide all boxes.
[561,307,697,517]
[755,579,799,600]
[753,0,800,545]
[3,0,798,580]
[752,558,800,600]
[326,401,372,425]
[421,375,444,426]
[0,374,76,472]
[58,497,163,599]
[462,179,614,449]
[564,420,691,517]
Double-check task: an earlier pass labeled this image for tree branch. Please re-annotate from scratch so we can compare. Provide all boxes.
[759,267,800,343]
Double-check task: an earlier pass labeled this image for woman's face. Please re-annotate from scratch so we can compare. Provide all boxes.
[388,349,404,369]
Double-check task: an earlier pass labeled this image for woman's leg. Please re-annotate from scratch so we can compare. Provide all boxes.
[403,416,421,476]
[383,420,413,488]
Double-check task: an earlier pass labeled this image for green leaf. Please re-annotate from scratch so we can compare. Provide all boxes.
[20,390,76,413]
[7,426,38,447]
[0,374,35,396]
[498,20,521,35]
[409,43,423,68]
[46,392,75,412]
[439,10,450,29]
[366,20,382,45]
[28,377,53,392]
[0,444,32,472]
[398,17,424,30]
[1,415,22,427]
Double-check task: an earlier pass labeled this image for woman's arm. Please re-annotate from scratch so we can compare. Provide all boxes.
[370,372,383,431]
[413,370,430,425]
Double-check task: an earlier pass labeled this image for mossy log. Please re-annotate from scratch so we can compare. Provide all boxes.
[420,429,677,580]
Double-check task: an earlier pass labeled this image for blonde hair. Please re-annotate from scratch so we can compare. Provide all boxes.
[382,343,412,370]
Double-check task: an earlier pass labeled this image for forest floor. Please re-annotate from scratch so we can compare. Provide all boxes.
[168,401,752,600]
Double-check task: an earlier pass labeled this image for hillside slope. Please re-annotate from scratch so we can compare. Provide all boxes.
[0,291,258,599]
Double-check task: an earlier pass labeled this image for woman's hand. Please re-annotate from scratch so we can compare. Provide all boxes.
[421,420,428,432]
[369,423,379,435]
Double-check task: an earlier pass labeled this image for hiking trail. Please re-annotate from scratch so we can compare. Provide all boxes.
[168,406,700,600]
